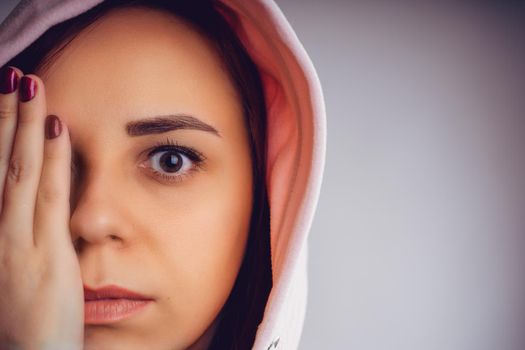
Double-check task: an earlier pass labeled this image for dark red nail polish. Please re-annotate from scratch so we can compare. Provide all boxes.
[45,115,62,139]
[20,76,37,102]
[0,66,18,94]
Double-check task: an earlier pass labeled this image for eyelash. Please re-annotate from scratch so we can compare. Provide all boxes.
[143,137,206,184]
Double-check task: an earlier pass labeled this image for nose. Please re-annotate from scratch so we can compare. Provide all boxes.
[69,172,131,251]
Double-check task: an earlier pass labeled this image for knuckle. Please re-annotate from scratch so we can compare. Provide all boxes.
[37,185,62,204]
[0,105,16,121]
[16,112,37,125]
[43,148,63,162]
[6,157,32,183]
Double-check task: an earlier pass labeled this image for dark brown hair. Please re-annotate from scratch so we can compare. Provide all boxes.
[4,0,272,349]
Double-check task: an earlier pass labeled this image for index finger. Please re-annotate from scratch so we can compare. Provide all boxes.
[0,66,23,214]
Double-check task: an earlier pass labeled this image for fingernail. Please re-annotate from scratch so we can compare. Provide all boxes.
[45,115,62,139]
[0,66,18,94]
[20,76,37,102]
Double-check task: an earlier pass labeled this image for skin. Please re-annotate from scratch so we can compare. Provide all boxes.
[0,6,253,350]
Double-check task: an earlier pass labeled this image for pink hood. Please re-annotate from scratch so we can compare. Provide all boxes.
[0,0,326,349]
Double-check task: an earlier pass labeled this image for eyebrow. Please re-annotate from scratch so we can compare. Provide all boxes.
[125,114,221,137]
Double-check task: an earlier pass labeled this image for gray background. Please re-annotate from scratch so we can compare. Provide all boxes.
[2,1,525,349]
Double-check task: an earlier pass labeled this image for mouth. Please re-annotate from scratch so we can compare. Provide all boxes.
[83,284,154,325]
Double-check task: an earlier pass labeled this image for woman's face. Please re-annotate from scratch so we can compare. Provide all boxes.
[39,7,253,350]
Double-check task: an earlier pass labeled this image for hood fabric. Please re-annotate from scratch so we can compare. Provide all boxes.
[0,0,326,349]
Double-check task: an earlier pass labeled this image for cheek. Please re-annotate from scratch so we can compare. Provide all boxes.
[153,150,253,278]
[149,157,253,339]
[153,140,254,284]
[169,184,252,283]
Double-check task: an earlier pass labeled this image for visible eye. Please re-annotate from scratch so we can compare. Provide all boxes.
[140,138,206,184]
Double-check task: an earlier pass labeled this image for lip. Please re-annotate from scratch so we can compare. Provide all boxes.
[84,284,154,301]
[83,284,154,325]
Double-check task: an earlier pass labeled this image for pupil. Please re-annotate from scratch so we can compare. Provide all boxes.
[160,152,182,173]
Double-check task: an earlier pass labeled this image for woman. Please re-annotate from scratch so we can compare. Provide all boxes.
[0,0,325,349]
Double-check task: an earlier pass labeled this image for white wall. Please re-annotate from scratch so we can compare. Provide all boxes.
[273,1,525,349]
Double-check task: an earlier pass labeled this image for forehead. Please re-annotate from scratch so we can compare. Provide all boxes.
[41,6,240,138]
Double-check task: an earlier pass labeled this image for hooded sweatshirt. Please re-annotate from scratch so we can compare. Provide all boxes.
[0,1,326,349]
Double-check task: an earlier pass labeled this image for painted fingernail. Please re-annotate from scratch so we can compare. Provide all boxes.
[0,66,18,94]
[20,76,37,102]
[45,115,62,139]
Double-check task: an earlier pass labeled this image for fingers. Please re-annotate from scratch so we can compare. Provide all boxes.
[0,66,23,214]
[34,115,72,249]
[0,72,47,247]
[0,67,73,251]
